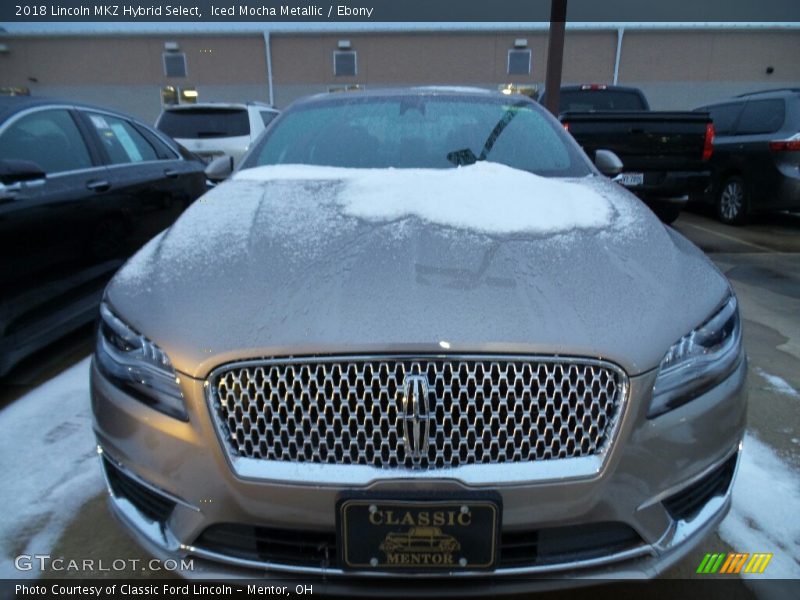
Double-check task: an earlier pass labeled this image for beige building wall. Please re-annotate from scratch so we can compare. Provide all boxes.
[618,30,800,108]
[269,31,548,106]
[0,28,798,119]
[0,34,269,122]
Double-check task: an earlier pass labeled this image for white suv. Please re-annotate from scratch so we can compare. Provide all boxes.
[156,102,279,168]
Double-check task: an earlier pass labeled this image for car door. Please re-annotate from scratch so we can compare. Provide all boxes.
[729,98,786,207]
[0,105,126,374]
[0,106,116,325]
[77,110,205,257]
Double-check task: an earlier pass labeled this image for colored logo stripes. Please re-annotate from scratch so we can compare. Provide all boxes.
[697,552,773,574]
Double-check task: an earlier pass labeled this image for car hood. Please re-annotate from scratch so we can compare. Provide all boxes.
[106,163,730,379]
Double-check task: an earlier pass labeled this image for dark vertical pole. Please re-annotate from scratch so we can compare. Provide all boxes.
[544,0,568,116]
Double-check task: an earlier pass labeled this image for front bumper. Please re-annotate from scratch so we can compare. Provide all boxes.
[91,356,747,592]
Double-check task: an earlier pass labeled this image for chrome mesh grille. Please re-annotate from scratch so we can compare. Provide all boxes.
[209,357,624,469]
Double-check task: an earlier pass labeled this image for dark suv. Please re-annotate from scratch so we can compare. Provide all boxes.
[694,89,800,224]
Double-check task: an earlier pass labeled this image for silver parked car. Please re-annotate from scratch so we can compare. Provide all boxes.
[92,89,746,592]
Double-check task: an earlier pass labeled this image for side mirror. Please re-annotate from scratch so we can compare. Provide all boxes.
[594,150,623,177]
[0,159,47,185]
[204,155,234,183]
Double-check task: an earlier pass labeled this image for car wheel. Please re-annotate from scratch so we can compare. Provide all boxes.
[716,176,749,225]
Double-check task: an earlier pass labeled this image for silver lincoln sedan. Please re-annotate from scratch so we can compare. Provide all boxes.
[91,88,746,592]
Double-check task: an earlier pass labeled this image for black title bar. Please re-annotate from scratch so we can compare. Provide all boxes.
[3,0,800,24]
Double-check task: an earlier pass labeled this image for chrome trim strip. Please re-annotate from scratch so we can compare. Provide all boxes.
[185,544,653,578]
[97,445,200,512]
[203,354,629,486]
[653,486,731,553]
[636,442,739,510]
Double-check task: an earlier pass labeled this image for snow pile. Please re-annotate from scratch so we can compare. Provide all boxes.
[235,162,614,236]
[719,434,800,578]
[0,357,103,578]
[755,368,799,398]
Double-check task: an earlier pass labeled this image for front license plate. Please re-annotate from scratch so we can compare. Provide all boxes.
[616,171,645,187]
[338,498,500,571]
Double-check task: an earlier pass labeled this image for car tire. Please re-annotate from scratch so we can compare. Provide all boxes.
[716,176,749,225]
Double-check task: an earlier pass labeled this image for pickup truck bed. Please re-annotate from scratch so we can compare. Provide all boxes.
[562,110,713,202]
[544,85,714,223]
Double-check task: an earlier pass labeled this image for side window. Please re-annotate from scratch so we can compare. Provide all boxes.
[86,113,159,164]
[135,124,179,160]
[0,109,93,174]
[705,103,744,136]
[260,111,277,127]
[735,99,786,135]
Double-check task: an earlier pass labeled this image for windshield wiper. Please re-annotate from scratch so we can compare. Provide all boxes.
[445,100,527,167]
[446,148,479,166]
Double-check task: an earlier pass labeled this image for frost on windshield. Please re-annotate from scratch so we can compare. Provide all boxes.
[236,162,621,236]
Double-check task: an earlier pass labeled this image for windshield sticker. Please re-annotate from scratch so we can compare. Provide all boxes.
[110,123,143,162]
[89,115,109,129]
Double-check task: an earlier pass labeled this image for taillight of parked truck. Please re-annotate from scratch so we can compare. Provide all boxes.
[702,122,715,161]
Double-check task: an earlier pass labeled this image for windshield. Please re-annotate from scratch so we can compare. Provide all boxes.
[157,108,250,138]
[242,95,592,177]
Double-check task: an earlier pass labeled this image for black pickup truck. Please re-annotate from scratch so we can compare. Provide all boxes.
[542,85,714,223]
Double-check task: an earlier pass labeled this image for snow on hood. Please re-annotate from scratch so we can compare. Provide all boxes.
[109,161,728,378]
[234,162,615,236]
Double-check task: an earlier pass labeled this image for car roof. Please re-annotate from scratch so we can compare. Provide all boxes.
[0,95,145,124]
[162,101,276,112]
[292,86,534,108]
[735,88,800,99]
[558,85,643,93]
[696,88,800,109]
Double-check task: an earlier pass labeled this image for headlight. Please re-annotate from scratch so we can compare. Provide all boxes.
[649,295,743,418]
[95,302,187,421]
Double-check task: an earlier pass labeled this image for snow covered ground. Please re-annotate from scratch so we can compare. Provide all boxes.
[1,356,799,579]
[0,357,104,579]
[720,434,800,579]
[755,368,800,399]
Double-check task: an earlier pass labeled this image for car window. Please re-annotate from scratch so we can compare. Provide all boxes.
[735,99,786,135]
[0,109,93,174]
[247,96,590,177]
[259,111,277,127]
[157,108,250,138]
[87,113,159,164]
[703,102,743,136]
[135,125,179,160]
[559,90,647,112]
